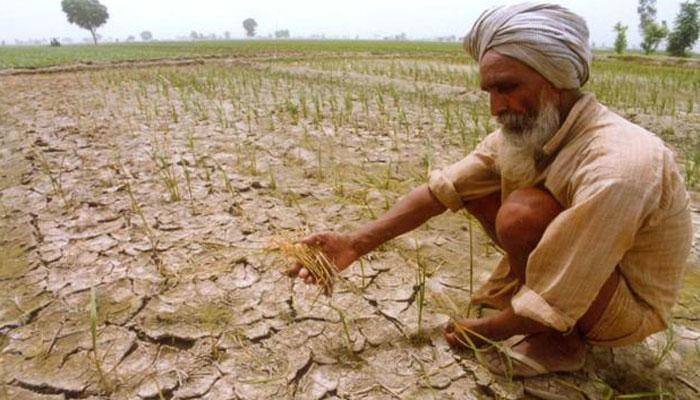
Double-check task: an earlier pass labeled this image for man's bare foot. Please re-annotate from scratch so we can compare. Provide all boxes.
[483,331,586,377]
[443,318,489,348]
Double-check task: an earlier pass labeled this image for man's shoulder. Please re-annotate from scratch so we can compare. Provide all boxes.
[579,104,668,164]
[561,104,677,187]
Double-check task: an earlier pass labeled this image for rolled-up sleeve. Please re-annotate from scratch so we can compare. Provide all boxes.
[427,132,502,211]
[511,176,653,332]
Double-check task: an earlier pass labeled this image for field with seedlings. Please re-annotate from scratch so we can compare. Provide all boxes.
[0,41,699,399]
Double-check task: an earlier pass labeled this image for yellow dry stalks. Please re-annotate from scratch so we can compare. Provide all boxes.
[269,236,337,295]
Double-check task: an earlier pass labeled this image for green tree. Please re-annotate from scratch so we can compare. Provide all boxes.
[641,20,669,54]
[637,0,657,32]
[613,22,628,54]
[243,18,258,38]
[140,31,153,41]
[61,0,109,45]
[638,0,668,54]
[667,1,700,57]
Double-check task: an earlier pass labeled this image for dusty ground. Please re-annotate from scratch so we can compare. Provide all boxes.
[0,56,699,400]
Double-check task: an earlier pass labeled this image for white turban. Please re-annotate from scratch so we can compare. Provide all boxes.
[464,2,591,89]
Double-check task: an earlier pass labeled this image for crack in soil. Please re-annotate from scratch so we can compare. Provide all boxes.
[12,380,88,399]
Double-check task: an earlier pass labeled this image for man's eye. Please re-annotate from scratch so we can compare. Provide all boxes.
[498,84,517,93]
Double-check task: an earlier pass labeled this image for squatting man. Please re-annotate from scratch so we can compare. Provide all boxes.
[287,2,693,376]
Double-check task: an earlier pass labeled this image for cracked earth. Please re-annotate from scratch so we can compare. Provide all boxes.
[0,55,699,399]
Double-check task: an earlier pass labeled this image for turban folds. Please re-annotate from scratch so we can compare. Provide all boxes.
[464,2,591,89]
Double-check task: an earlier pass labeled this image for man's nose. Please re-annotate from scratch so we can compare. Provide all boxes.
[489,93,507,116]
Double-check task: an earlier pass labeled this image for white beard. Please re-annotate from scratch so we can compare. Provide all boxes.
[498,98,561,188]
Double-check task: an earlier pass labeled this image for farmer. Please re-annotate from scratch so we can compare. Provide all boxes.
[287,2,693,376]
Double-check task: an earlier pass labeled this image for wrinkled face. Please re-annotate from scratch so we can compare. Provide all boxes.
[479,50,560,134]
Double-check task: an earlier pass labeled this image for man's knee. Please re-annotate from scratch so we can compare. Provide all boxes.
[495,187,563,254]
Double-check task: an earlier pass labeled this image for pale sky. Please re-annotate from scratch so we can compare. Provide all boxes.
[0,0,695,50]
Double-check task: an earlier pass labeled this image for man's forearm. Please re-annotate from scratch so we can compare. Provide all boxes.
[349,184,447,256]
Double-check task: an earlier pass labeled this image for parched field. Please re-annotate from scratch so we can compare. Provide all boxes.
[0,42,699,399]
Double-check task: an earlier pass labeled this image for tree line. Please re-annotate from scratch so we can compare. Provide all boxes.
[57,0,698,57]
[58,1,283,44]
[613,0,699,57]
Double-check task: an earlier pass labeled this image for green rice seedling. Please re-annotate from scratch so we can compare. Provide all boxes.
[429,291,463,320]
[209,157,237,200]
[316,143,324,181]
[215,102,229,130]
[285,99,300,125]
[328,303,355,354]
[182,165,197,214]
[32,149,69,207]
[421,137,434,176]
[246,109,254,135]
[361,194,378,220]
[118,162,163,272]
[267,166,278,193]
[343,92,354,123]
[299,93,308,119]
[267,112,276,132]
[410,353,439,397]
[683,146,699,189]
[467,214,475,315]
[247,147,259,176]
[89,287,113,393]
[441,103,453,135]
[313,94,323,128]
[330,162,346,197]
[414,242,428,335]
[150,148,181,202]
[451,321,515,382]
[653,325,677,366]
[358,259,367,288]
[616,389,672,399]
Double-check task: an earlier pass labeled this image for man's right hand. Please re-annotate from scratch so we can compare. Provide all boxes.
[285,231,360,286]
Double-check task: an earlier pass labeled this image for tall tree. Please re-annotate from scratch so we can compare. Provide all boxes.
[613,22,628,54]
[667,0,700,57]
[641,21,669,54]
[140,31,153,41]
[638,0,668,54]
[637,0,657,32]
[61,0,109,45]
[243,18,258,38]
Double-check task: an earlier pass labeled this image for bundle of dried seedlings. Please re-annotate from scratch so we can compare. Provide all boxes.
[269,236,337,295]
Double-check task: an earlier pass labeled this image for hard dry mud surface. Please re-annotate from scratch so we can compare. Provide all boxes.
[0,57,699,399]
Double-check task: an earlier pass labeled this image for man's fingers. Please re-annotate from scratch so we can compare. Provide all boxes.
[444,331,459,348]
[286,262,302,277]
[301,235,323,246]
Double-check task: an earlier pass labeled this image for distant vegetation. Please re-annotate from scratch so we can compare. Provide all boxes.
[61,0,109,45]
[243,18,258,38]
[0,40,697,71]
[0,40,466,69]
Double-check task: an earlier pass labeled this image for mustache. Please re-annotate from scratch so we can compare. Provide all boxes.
[497,111,537,132]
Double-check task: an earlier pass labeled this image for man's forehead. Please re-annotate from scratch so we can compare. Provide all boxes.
[479,51,545,86]
[480,51,528,75]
